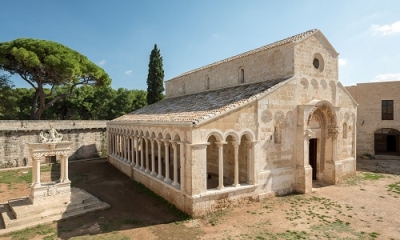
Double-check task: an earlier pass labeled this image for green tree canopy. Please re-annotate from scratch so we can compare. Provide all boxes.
[146,44,164,105]
[0,38,111,120]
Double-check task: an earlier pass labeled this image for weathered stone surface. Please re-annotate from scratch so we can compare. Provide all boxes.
[0,120,107,168]
[108,29,357,216]
[346,81,400,157]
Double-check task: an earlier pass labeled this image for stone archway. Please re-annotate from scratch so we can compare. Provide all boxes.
[297,101,339,193]
[374,128,400,155]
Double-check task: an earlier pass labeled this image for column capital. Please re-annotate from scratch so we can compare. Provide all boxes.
[215,141,227,147]
[164,140,171,147]
[171,141,178,148]
[231,140,240,147]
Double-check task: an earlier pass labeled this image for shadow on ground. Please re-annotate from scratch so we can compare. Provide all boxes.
[56,159,186,239]
[356,158,400,175]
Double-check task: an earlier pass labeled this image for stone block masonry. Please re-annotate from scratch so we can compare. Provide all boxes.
[0,120,107,168]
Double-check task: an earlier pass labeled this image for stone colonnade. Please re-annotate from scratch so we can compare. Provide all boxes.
[107,127,183,187]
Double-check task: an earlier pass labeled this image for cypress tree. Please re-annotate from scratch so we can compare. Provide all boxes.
[146,44,165,105]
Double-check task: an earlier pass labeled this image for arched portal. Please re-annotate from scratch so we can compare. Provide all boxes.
[306,102,338,183]
[374,128,400,155]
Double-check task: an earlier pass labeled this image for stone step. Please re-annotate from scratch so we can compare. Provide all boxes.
[3,199,107,229]
[10,189,101,219]
[0,201,109,235]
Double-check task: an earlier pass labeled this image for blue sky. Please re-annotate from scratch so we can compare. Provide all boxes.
[1,0,399,90]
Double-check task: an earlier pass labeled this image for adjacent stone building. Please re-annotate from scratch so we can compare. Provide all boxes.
[107,29,357,216]
[346,81,400,157]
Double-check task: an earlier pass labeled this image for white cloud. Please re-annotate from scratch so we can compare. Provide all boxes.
[371,73,400,82]
[338,58,347,66]
[371,20,400,35]
[98,60,106,66]
[125,70,133,75]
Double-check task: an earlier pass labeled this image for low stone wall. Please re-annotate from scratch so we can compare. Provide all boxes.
[0,120,107,168]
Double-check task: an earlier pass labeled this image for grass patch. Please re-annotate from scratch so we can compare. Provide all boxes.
[70,232,131,240]
[205,209,229,226]
[387,182,400,194]
[5,224,55,240]
[363,173,385,180]
[0,164,57,185]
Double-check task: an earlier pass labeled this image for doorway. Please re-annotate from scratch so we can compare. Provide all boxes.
[387,135,397,152]
[309,138,318,180]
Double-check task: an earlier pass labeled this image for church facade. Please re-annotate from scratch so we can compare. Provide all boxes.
[107,29,357,216]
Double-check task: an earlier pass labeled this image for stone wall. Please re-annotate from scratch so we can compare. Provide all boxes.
[165,42,295,98]
[0,120,107,168]
[345,81,400,156]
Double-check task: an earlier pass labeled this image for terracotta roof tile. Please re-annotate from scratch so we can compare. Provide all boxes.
[112,78,290,125]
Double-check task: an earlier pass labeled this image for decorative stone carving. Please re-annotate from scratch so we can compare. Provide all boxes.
[261,110,273,123]
[39,127,63,143]
[328,126,339,138]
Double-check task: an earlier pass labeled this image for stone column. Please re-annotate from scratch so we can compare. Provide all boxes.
[127,136,131,163]
[60,154,70,183]
[140,137,144,169]
[171,142,179,186]
[232,141,240,187]
[32,156,41,187]
[150,138,156,175]
[164,141,171,182]
[216,142,226,189]
[131,136,135,165]
[157,139,162,178]
[135,136,139,168]
[117,135,121,158]
[145,138,150,172]
[122,135,126,161]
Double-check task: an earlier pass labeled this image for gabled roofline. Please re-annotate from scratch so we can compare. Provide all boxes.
[167,29,318,81]
[193,77,294,127]
[337,82,358,106]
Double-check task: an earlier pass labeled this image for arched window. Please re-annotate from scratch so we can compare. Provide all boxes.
[343,123,348,139]
[239,68,245,83]
[206,77,210,90]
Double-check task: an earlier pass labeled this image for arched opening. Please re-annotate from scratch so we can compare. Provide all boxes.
[238,135,250,184]
[239,68,245,83]
[306,102,338,183]
[343,122,348,139]
[206,135,219,189]
[374,128,400,155]
[206,76,210,90]
[223,135,235,186]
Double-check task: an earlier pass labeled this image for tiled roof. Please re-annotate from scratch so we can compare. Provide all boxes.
[172,29,318,79]
[112,78,290,125]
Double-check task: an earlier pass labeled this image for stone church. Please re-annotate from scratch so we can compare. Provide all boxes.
[107,29,357,216]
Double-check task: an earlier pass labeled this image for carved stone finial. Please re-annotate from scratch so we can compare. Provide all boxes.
[39,127,63,143]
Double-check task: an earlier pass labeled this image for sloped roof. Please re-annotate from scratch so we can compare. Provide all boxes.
[112,77,290,126]
[171,29,318,79]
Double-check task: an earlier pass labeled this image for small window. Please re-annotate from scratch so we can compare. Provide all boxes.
[206,77,210,90]
[239,68,245,83]
[382,100,394,120]
[343,123,348,139]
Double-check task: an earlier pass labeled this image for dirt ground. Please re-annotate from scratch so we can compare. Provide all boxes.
[0,158,399,240]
